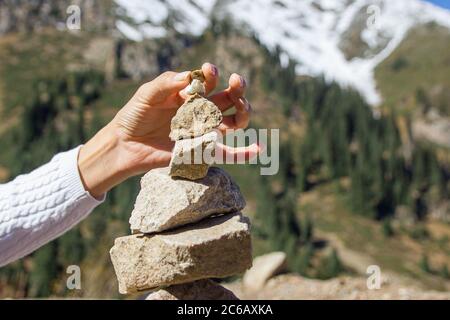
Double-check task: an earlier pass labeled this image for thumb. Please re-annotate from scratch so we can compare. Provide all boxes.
[137,71,191,103]
[214,142,262,164]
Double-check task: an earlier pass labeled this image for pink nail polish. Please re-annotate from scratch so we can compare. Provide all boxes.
[240,76,246,88]
[210,65,218,77]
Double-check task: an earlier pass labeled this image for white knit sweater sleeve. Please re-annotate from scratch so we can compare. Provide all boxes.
[0,146,105,267]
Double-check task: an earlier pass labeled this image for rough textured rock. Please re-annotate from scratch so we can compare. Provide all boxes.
[111,212,252,294]
[185,79,205,95]
[243,252,287,292]
[129,166,245,234]
[169,94,222,141]
[190,69,206,82]
[169,131,218,180]
[145,279,239,300]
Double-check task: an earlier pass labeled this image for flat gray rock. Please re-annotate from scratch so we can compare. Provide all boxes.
[129,166,245,234]
[110,212,252,294]
[169,94,222,141]
[145,279,239,300]
[169,131,218,180]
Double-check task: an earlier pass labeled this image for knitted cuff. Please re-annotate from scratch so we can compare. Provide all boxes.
[58,145,106,205]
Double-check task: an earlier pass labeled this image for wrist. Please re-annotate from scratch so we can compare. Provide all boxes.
[78,124,128,198]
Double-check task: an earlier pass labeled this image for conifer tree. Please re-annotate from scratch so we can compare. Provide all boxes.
[317,248,342,279]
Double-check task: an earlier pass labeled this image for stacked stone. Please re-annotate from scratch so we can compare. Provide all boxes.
[109,70,253,300]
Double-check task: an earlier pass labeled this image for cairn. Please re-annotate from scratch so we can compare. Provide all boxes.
[109,70,252,300]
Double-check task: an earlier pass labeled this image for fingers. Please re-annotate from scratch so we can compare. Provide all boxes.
[208,73,251,131]
[228,72,247,101]
[209,73,246,111]
[137,71,191,104]
[201,62,219,95]
[214,142,261,164]
[178,62,219,100]
[140,68,251,129]
[218,96,251,131]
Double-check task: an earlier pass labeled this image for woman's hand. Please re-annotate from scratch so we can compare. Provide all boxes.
[78,63,255,198]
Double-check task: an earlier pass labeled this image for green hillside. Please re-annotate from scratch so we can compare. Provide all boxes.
[375,23,450,116]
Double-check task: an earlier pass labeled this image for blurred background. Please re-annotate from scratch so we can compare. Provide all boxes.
[0,0,449,299]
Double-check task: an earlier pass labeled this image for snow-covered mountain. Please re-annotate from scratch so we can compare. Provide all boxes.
[115,0,450,105]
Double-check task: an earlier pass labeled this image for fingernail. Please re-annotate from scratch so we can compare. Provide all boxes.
[239,76,246,88]
[210,64,218,77]
[239,97,251,112]
[175,71,190,81]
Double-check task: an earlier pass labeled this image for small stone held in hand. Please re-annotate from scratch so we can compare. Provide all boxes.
[186,69,206,95]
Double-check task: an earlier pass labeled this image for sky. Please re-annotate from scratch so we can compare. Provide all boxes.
[426,0,450,10]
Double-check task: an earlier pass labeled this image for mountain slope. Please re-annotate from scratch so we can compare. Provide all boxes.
[115,0,450,106]
[375,23,450,116]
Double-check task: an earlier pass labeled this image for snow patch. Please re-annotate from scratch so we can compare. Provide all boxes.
[115,0,450,106]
